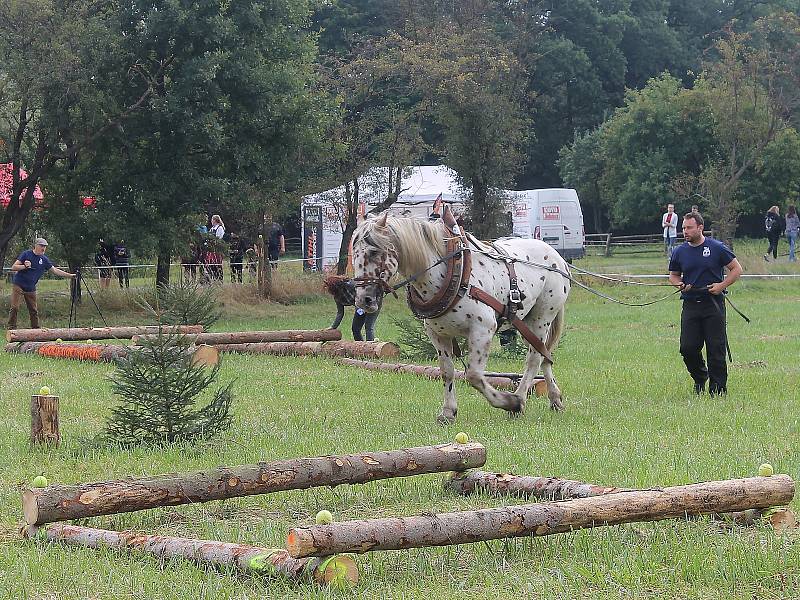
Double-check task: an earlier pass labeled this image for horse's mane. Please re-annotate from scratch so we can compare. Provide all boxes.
[355,216,445,275]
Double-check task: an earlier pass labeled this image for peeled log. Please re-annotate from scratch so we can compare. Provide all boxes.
[446,470,797,528]
[23,524,357,586]
[216,341,399,359]
[22,442,486,525]
[286,475,795,557]
[336,358,547,396]
[445,471,625,499]
[132,329,342,345]
[6,325,202,343]
[6,342,219,368]
[30,395,60,447]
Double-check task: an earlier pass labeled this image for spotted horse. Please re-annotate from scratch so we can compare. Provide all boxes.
[351,208,569,423]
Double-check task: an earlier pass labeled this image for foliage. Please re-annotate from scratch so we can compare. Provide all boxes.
[139,280,222,330]
[392,316,438,361]
[105,332,233,446]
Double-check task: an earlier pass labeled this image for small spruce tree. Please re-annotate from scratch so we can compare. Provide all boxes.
[105,332,233,446]
[138,280,222,330]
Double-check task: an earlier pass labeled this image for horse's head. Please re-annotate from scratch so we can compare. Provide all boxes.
[351,212,399,313]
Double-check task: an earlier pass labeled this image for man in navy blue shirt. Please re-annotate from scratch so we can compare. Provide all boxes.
[668,213,742,395]
[7,238,75,329]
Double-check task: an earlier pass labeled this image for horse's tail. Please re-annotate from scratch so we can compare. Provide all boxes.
[546,306,565,353]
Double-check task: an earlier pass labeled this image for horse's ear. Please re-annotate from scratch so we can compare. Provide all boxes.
[376,212,388,228]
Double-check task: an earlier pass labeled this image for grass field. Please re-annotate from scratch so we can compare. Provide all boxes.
[1,240,799,599]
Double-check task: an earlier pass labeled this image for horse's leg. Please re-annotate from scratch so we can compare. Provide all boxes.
[519,307,565,411]
[465,329,524,414]
[424,324,458,424]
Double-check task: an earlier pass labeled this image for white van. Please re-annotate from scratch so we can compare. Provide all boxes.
[510,188,585,260]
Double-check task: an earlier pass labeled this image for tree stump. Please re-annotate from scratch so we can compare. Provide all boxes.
[30,395,60,447]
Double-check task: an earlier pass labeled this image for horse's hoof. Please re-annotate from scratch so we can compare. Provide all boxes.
[549,397,564,412]
[506,394,525,415]
[436,412,456,425]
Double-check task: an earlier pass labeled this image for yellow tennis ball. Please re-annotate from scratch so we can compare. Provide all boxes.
[86,339,93,344]
[55,338,63,343]
[315,510,334,525]
[759,463,774,477]
[454,432,469,444]
[39,386,50,396]
[32,475,48,488]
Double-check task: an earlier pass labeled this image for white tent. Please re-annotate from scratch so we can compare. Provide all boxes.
[301,166,468,271]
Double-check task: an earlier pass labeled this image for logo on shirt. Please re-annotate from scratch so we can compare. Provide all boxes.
[702,246,710,257]
[38,258,43,265]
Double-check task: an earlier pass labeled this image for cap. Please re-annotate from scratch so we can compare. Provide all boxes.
[35,238,48,246]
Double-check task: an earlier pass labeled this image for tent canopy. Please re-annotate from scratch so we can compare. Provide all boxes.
[0,163,44,208]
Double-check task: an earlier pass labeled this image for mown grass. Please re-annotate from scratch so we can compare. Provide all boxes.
[0,249,799,599]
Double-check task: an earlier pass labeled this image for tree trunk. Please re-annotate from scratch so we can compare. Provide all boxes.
[286,475,795,557]
[470,176,490,238]
[23,524,358,587]
[337,179,360,275]
[260,218,272,298]
[30,395,60,447]
[22,442,487,525]
[214,341,399,359]
[7,341,219,367]
[335,358,546,395]
[132,329,341,345]
[7,325,203,343]
[156,245,171,288]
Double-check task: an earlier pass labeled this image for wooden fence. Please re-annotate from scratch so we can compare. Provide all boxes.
[584,231,714,257]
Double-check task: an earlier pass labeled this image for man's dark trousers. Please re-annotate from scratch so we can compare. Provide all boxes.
[680,296,727,394]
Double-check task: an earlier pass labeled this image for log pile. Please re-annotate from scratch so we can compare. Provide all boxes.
[6,325,203,343]
[286,475,795,557]
[132,329,342,345]
[24,524,358,587]
[216,341,399,359]
[22,442,487,525]
[336,358,547,395]
[5,342,220,367]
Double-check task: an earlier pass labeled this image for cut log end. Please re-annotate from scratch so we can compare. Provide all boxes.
[533,379,548,397]
[22,489,40,525]
[191,344,220,367]
[315,555,359,587]
[286,529,314,559]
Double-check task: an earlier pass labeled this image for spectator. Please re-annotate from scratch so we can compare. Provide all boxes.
[7,238,75,329]
[323,275,382,341]
[266,216,285,269]
[763,206,785,262]
[207,215,226,281]
[245,244,258,282]
[661,203,679,256]
[228,233,245,284]
[114,239,130,289]
[786,205,799,263]
[95,239,114,290]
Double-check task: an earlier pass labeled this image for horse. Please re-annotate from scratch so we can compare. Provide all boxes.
[351,210,569,423]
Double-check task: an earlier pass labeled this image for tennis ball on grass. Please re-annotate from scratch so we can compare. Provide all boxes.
[315,510,334,525]
[32,475,48,488]
[86,339,93,344]
[759,463,774,477]
[454,432,469,444]
[39,386,50,396]
[55,338,63,343]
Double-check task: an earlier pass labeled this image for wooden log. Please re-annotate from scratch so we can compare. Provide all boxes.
[132,329,342,345]
[446,470,797,528]
[6,325,203,343]
[444,470,625,500]
[30,395,60,447]
[6,342,219,368]
[215,341,400,359]
[286,475,795,557]
[22,442,486,525]
[335,358,547,396]
[23,524,357,586]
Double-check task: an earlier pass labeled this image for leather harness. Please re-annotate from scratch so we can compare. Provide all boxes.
[404,212,554,364]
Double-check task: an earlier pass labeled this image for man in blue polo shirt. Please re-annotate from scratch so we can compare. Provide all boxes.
[7,238,76,329]
[668,213,742,395]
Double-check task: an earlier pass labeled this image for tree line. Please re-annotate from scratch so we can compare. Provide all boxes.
[2,0,799,283]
